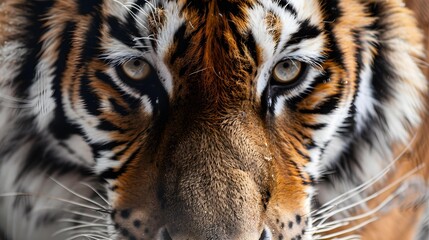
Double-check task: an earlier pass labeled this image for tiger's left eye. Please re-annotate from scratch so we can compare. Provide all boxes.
[122,59,151,80]
[272,59,305,85]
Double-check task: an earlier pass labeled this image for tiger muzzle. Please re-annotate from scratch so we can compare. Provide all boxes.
[111,111,275,240]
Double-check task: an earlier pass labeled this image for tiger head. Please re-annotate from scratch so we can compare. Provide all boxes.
[4,0,426,239]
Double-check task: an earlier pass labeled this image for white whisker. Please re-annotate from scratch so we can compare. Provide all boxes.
[69,229,110,235]
[315,217,377,240]
[58,218,110,226]
[308,221,350,234]
[35,207,108,221]
[112,0,150,32]
[312,186,400,233]
[64,209,108,221]
[64,233,110,240]
[146,1,160,28]
[53,223,110,236]
[189,67,209,76]
[69,229,108,234]
[50,178,108,210]
[0,192,107,212]
[312,134,416,217]
[133,36,160,43]
[314,164,424,226]
[80,182,110,206]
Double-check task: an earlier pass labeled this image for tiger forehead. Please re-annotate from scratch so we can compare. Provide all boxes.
[166,1,260,89]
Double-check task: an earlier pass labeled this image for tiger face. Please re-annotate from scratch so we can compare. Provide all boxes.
[0,0,426,239]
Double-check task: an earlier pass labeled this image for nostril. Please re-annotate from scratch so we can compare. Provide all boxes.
[259,228,272,240]
[160,228,173,240]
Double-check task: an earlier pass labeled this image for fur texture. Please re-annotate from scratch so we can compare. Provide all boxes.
[0,0,427,239]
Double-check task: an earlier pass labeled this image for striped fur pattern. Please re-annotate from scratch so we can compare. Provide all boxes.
[0,0,427,239]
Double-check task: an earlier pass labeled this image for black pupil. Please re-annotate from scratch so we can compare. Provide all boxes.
[282,61,290,69]
[133,60,141,67]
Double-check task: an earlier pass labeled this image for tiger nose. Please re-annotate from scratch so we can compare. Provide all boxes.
[157,227,273,240]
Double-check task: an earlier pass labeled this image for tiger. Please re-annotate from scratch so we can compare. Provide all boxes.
[0,0,428,239]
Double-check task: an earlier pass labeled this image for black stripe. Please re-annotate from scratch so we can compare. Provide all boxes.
[92,128,146,164]
[296,147,311,162]
[170,23,189,64]
[319,0,346,69]
[100,149,140,179]
[289,131,302,143]
[217,1,249,19]
[337,30,364,135]
[367,3,395,102]
[277,0,298,17]
[80,73,102,116]
[285,72,330,111]
[134,0,147,8]
[109,98,129,116]
[95,71,140,107]
[320,0,342,22]
[290,161,312,186]
[92,141,126,153]
[288,135,311,161]
[79,14,102,62]
[299,93,342,114]
[228,20,250,60]
[320,143,362,183]
[176,24,205,77]
[303,123,327,130]
[77,0,103,15]
[97,120,126,133]
[14,1,55,96]
[337,104,356,135]
[112,130,148,160]
[181,0,207,15]
[15,139,94,184]
[224,22,257,75]
[107,16,136,48]
[285,20,322,48]
[49,21,81,139]
[114,65,169,117]
[124,0,153,51]
[303,138,317,150]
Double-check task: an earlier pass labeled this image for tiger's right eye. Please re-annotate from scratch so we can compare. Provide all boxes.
[122,59,151,81]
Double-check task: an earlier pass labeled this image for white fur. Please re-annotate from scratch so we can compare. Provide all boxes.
[94,150,122,174]
[30,36,59,131]
[0,139,101,240]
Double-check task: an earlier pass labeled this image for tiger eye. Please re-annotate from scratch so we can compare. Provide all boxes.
[122,59,151,81]
[272,59,303,85]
